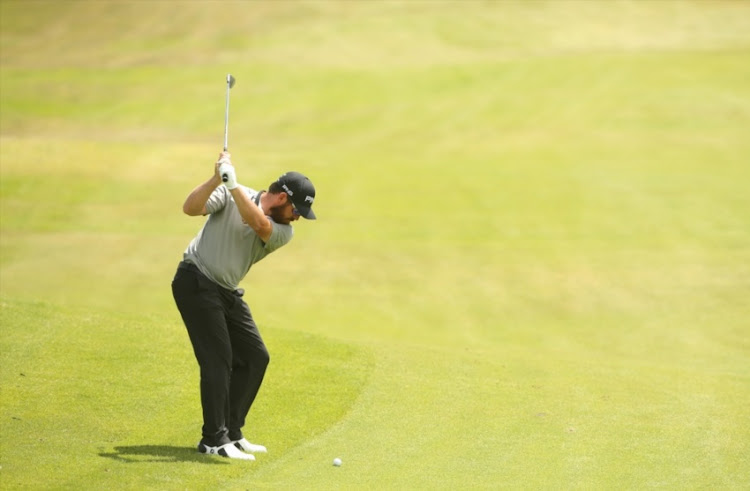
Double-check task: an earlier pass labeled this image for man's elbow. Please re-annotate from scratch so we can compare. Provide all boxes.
[183,202,203,216]
[252,223,273,243]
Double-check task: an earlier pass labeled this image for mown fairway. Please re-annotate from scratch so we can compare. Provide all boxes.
[1,1,749,489]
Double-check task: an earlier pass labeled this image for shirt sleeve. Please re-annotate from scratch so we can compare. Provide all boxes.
[204,186,229,214]
[264,221,293,253]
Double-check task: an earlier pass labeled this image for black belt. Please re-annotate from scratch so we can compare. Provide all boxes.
[177,261,244,297]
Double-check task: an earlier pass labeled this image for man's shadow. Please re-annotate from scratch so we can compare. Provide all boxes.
[99,445,228,465]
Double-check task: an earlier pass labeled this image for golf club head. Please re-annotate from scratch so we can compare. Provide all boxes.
[227,74,235,88]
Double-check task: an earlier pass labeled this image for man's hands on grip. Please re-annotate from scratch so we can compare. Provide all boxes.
[216,152,239,190]
[219,162,238,190]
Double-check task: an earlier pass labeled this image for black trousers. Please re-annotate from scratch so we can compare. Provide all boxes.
[171,261,270,447]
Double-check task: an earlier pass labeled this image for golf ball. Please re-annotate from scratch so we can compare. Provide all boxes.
[333,458,342,467]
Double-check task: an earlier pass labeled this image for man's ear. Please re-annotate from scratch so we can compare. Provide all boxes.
[267,192,287,207]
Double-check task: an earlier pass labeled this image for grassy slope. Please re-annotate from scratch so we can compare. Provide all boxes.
[1,0,749,488]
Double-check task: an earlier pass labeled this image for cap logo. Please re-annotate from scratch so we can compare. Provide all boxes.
[305,196,314,204]
[282,184,293,196]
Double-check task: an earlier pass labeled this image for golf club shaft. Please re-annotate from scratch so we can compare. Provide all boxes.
[222,74,235,182]
[223,75,232,152]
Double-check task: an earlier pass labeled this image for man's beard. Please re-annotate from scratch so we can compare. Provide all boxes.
[268,204,292,224]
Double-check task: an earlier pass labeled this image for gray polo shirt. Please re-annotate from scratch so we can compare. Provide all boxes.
[183,185,293,290]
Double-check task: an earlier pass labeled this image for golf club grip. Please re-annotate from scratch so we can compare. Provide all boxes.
[221,172,228,183]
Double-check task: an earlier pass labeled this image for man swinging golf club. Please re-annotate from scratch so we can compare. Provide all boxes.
[171,75,317,460]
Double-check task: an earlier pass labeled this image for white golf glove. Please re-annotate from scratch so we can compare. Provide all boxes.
[219,162,239,190]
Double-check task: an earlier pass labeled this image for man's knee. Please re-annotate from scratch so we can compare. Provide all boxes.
[248,346,269,370]
[256,346,270,368]
[233,345,269,370]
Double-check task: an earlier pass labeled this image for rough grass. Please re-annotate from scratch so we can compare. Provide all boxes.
[1,0,749,488]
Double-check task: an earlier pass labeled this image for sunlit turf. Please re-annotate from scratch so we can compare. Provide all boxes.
[1,1,749,488]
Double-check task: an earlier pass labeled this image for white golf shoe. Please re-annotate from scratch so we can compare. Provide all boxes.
[233,438,267,454]
[198,441,255,461]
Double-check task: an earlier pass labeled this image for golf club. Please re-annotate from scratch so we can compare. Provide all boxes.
[222,73,236,182]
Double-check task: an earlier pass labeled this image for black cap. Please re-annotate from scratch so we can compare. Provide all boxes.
[277,171,316,220]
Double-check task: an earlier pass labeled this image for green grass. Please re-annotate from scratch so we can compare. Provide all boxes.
[1,0,749,488]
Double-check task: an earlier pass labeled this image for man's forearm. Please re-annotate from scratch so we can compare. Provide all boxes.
[230,188,272,241]
[183,176,221,216]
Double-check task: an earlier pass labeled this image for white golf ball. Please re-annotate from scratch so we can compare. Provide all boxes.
[333,458,342,467]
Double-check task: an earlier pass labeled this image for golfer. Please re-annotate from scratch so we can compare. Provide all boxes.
[171,152,316,460]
